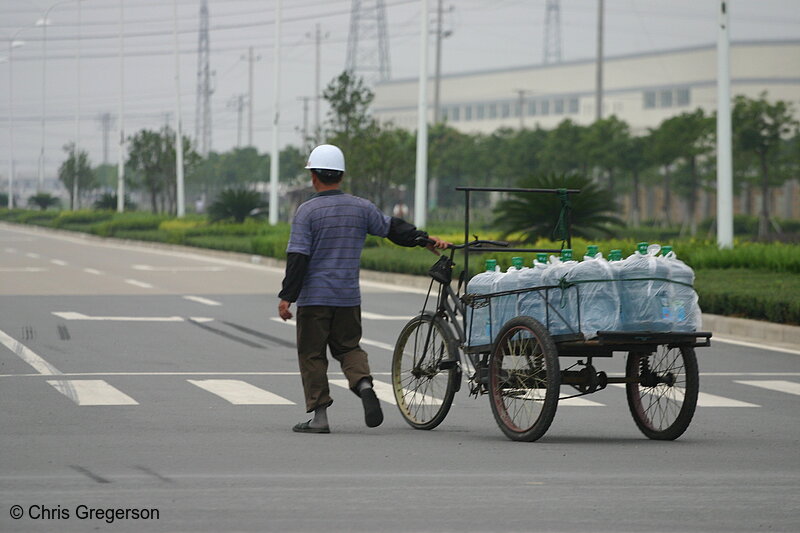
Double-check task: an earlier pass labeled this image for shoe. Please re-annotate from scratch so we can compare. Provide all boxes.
[361,388,383,428]
[292,420,330,434]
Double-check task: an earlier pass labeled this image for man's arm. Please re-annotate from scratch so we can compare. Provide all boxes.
[278,252,309,320]
[387,217,428,247]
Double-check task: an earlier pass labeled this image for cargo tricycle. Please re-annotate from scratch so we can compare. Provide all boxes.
[391,186,711,442]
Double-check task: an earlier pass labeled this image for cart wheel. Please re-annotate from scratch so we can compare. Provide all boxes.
[488,317,560,442]
[625,345,699,440]
[392,313,459,430]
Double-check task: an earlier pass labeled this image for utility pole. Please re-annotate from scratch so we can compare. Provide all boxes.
[433,0,453,124]
[515,89,526,129]
[228,95,246,147]
[346,0,391,83]
[243,46,261,147]
[543,0,562,64]
[595,0,604,121]
[195,0,212,156]
[172,0,185,217]
[269,0,282,226]
[117,0,125,213]
[717,0,733,249]
[298,96,311,149]
[307,24,329,143]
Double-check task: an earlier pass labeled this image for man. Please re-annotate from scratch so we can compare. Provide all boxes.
[278,144,449,434]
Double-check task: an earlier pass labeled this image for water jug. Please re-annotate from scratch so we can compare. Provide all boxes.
[540,249,579,335]
[661,245,701,331]
[494,257,526,336]
[565,245,621,338]
[466,259,502,346]
[518,253,549,325]
[619,242,671,331]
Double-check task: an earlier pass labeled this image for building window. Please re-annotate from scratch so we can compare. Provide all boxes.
[568,98,579,114]
[659,90,673,107]
[513,101,522,117]
[676,88,690,106]
[476,104,485,120]
[488,103,497,119]
[464,105,473,121]
[540,100,550,115]
[527,100,537,116]
[501,102,511,118]
[450,106,460,121]
[554,99,564,114]
[644,91,656,109]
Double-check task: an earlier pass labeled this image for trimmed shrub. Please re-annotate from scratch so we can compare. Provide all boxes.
[92,213,169,237]
[52,210,114,228]
[695,269,800,325]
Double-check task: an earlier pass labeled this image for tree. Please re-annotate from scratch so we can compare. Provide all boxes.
[208,187,264,223]
[493,173,624,243]
[278,145,308,184]
[649,116,687,226]
[733,93,799,239]
[619,134,653,227]
[28,192,60,211]
[127,127,199,214]
[583,116,630,194]
[94,193,136,211]
[58,143,96,210]
[539,119,589,176]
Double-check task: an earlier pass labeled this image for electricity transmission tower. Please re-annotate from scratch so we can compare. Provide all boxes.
[96,112,115,165]
[195,0,212,156]
[346,0,391,83]
[543,0,562,64]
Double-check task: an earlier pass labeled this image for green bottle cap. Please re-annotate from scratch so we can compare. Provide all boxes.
[587,244,599,257]
[511,256,524,269]
[637,242,648,254]
[485,259,497,271]
[536,253,548,264]
[612,249,623,261]
[561,249,573,261]
[662,245,673,255]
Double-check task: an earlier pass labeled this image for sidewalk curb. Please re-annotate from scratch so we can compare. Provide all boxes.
[3,222,798,351]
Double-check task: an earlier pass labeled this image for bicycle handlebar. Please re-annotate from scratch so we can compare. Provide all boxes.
[415,237,510,250]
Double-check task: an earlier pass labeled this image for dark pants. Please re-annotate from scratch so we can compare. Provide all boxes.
[296,305,372,413]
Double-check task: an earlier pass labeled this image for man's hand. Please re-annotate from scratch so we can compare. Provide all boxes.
[278,300,293,321]
[425,236,452,256]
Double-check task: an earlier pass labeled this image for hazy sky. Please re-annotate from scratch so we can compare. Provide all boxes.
[2,0,798,178]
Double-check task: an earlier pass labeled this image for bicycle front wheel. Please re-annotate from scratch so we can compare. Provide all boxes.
[488,317,560,442]
[392,313,459,430]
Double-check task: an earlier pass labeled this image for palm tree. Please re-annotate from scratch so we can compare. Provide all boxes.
[493,173,623,244]
[208,188,264,223]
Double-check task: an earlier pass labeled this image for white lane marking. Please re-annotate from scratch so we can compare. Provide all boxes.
[361,312,414,321]
[270,317,393,351]
[50,259,68,266]
[52,311,214,323]
[124,278,154,289]
[0,371,393,378]
[609,383,759,407]
[183,295,222,306]
[735,380,800,397]
[0,328,62,375]
[330,379,397,405]
[83,268,103,275]
[4,247,17,253]
[47,379,138,406]
[25,252,40,259]
[133,264,226,272]
[187,379,295,405]
[713,336,800,356]
[0,267,48,272]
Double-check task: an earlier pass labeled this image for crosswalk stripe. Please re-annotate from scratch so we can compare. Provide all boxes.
[270,317,393,351]
[187,379,295,405]
[609,383,759,407]
[734,380,800,397]
[47,380,138,406]
[330,379,398,406]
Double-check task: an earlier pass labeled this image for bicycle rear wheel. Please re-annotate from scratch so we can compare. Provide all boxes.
[625,345,699,440]
[488,317,560,442]
[392,313,459,430]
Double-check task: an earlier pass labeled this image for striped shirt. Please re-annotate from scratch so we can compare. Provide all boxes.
[287,190,391,307]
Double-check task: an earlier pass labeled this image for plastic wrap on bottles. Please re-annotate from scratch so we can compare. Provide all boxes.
[619,243,671,332]
[540,250,579,335]
[661,246,702,332]
[494,257,526,335]
[566,245,621,338]
[466,260,503,346]
[518,253,549,326]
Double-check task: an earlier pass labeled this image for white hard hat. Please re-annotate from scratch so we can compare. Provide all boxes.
[305,144,346,172]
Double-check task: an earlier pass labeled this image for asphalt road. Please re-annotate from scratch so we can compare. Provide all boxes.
[1,222,798,532]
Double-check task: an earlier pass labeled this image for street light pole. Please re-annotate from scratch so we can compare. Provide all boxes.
[73,1,81,210]
[117,0,125,213]
[269,0,282,226]
[414,0,430,228]
[173,0,185,217]
[7,29,27,209]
